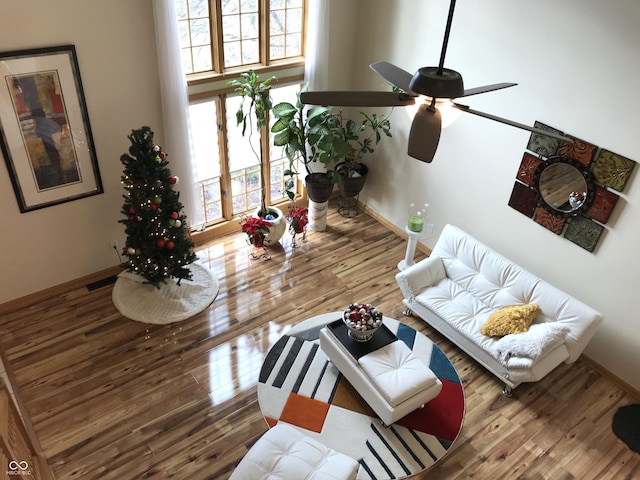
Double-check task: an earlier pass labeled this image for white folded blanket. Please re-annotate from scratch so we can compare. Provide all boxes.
[492,323,570,365]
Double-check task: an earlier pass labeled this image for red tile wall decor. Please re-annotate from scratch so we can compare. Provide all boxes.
[517,152,543,186]
[508,182,538,218]
[533,208,566,234]
[585,186,619,224]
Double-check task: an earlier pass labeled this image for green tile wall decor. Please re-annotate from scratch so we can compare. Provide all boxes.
[508,122,636,252]
[563,215,604,253]
[591,149,636,192]
[526,121,564,158]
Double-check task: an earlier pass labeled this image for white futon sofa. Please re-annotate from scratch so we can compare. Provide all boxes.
[395,224,602,395]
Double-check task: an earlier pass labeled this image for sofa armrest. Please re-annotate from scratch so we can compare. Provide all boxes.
[395,255,446,300]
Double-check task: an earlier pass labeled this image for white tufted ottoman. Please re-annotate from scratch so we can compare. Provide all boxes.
[229,423,359,480]
[320,324,442,426]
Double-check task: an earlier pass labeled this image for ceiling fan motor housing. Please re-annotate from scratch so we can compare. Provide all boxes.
[410,66,464,99]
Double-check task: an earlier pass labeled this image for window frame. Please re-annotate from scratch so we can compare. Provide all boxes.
[182,0,309,239]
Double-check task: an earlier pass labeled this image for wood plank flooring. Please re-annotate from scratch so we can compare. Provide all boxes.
[1,205,638,479]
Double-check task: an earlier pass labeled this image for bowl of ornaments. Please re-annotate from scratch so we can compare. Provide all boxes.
[343,303,383,342]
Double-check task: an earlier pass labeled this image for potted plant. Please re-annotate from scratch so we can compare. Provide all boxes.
[271,85,335,203]
[286,205,308,247]
[229,70,286,245]
[328,110,393,198]
[240,215,272,260]
[272,91,393,200]
[240,216,272,247]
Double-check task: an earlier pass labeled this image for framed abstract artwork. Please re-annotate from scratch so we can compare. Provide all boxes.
[0,45,102,212]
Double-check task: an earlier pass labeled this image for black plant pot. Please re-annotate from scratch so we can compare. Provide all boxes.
[337,164,368,198]
[305,172,334,203]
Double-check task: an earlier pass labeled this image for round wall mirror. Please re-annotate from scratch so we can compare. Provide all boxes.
[534,156,594,216]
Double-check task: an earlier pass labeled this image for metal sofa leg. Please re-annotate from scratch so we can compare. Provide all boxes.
[402,308,413,317]
[501,385,513,397]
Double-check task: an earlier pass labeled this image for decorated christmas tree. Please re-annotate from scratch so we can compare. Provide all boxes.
[119,126,197,287]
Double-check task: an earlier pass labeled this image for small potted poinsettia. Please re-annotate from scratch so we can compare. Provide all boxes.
[240,216,272,249]
[286,206,308,247]
[287,206,308,234]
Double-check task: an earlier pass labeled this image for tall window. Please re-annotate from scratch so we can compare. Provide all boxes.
[175,0,307,229]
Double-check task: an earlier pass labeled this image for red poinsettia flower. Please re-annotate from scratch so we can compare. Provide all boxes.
[287,206,308,233]
[240,216,272,246]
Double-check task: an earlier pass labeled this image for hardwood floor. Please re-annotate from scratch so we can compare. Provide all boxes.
[1,205,638,479]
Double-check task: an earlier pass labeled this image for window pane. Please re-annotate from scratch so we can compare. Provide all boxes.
[270,10,285,35]
[241,13,259,39]
[241,0,258,13]
[224,41,242,67]
[222,0,239,15]
[175,0,188,19]
[226,96,260,172]
[190,18,210,45]
[286,0,302,7]
[270,0,285,9]
[286,8,302,32]
[193,45,213,71]
[178,20,191,48]
[188,0,208,17]
[189,99,221,182]
[181,48,193,74]
[222,15,240,41]
[242,39,259,64]
[270,35,285,60]
[285,33,301,57]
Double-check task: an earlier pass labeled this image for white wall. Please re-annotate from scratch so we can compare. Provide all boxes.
[331,0,640,390]
[0,0,164,303]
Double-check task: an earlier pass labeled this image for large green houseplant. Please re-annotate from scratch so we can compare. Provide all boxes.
[271,86,334,203]
[272,88,393,201]
[229,70,286,245]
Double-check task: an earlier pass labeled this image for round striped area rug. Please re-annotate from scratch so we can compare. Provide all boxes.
[257,313,465,480]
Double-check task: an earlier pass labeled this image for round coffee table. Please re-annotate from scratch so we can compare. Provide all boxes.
[257,312,465,480]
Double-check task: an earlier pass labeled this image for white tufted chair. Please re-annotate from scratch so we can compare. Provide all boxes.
[229,423,359,480]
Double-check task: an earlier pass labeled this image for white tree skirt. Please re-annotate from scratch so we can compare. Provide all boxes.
[112,262,219,324]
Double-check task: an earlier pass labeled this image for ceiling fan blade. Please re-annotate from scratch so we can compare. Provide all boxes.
[452,103,573,143]
[408,104,442,163]
[370,61,416,94]
[461,82,517,98]
[300,91,416,107]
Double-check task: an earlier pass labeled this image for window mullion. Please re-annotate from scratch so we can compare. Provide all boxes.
[261,0,270,66]
[210,0,224,72]
[217,94,233,219]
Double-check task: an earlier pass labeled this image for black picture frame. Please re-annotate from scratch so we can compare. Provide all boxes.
[0,44,102,212]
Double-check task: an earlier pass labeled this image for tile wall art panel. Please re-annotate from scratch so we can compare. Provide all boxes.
[509,121,636,253]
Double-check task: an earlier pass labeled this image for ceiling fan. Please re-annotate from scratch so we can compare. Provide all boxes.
[300,0,571,163]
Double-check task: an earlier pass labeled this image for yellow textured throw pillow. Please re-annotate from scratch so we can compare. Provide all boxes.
[480,304,541,337]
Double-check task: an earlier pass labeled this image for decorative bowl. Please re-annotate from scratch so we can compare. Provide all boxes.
[343,303,383,342]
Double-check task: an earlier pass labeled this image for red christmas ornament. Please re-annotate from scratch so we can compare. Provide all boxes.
[166,241,175,250]
[170,211,179,220]
[128,207,136,214]
[157,239,165,248]
[169,176,178,184]
[150,203,158,211]
[159,151,166,159]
